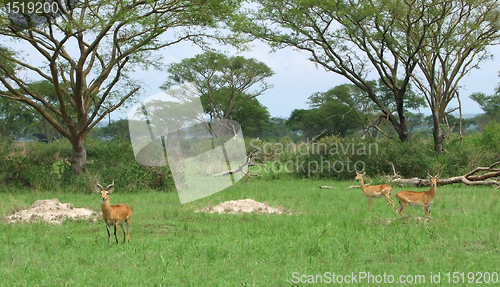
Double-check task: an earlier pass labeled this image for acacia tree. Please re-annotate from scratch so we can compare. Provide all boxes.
[309,81,425,138]
[411,0,500,154]
[0,0,240,174]
[233,0,443,142]
[161,52,274,121]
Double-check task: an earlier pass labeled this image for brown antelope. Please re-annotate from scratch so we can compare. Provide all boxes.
[96,181,132,244]
[355,172,394,212]
[394,173,439,217]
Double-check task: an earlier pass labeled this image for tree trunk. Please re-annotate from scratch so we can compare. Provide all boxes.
[70,134,88,175]
[394,90,409,142]
[41,118,52,144]
[432,112,443,155]
[392,116,409,143]
[368,91,409,142]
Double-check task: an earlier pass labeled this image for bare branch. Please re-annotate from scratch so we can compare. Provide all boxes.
[390,161,500,187]
[214,149,260,177]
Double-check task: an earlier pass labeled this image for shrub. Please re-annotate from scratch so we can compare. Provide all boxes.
[479,121,500,154]
[0,139,175,192]
[272,133,497,180]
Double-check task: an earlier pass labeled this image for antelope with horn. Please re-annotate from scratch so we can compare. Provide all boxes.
[394,173,439,217]
[355,172,394,212]
[96,181,132,244]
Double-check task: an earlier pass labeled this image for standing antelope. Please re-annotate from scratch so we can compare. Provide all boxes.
[394,173,439,217]
[355,172,394,212]
[96,181,132,244]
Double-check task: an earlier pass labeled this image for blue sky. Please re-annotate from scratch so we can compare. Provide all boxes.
[3,28,499,121]
[126,39,500,120]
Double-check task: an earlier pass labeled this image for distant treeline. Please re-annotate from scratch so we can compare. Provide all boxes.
[1,121,499,191]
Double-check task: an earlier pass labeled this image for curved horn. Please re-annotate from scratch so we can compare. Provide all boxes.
[105,180,115,191]
[96,182,104,190]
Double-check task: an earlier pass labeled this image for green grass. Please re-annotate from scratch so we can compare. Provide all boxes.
[1,177,499,286]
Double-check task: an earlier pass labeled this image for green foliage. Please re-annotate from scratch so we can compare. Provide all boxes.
[0,139,174,192]
[162,51,274,120]
[260,117,296,140]
[0,140,73,189]
[286,106,360,137]
[0,0,244,173]
[88,119,131,140]
[288,81,426,140]
[230,98,271,138]
[478,121,500,154]
[232,0,444,142]
[470,92,500,121]
[269,131,499,180]
[0,97,36,139]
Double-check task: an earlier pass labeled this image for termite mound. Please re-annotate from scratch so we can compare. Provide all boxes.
[3,198,98,224]
[197,199,291,214]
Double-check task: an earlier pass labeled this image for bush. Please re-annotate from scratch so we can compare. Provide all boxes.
[1,125,499,190]
[270,133,499,180]
[478,121,500,154]
[0,139,175,192]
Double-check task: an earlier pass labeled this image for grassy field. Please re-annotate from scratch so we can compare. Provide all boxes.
[1,175,499,286]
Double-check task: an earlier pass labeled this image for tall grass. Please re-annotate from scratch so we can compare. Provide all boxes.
[1,176,499,286]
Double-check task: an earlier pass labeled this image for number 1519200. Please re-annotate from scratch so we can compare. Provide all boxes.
[445,272,498,284]
[4,1,59,14]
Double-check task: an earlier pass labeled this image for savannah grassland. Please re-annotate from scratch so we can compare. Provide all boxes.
[0,173,499,286]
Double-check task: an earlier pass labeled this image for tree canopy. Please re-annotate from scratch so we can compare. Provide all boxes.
[0,0,241,173]
[410,0,500,153]
[232,0,500,149]
[162,51,274,121]
[232,0,442,142]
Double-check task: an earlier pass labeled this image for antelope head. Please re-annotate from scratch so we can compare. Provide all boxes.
[96,180,115,204]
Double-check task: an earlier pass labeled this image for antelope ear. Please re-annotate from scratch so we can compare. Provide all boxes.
[362,172,366,176]
[108,188,114,194]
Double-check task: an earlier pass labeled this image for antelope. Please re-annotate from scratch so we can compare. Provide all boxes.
[394,173,439,217]
[96,181,132,244]
[355,172,394,212]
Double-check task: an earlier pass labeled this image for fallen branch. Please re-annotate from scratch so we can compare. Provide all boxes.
[319,185,332,189]
[389,161,500,187]
[349,184,370,189]
[214,149,260,177]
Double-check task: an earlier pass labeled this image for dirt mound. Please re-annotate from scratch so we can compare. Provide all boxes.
[199,199,288,214]
[4,198,98,224]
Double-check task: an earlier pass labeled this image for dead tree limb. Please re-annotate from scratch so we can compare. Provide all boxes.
[456,90,463,141]
[349,184,370,189]
[214,149,261,177]
[362,114,394,140]
[310,129,326,143]
[389,161,500,188]
[213,149,275,178]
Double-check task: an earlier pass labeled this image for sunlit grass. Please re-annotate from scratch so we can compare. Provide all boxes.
[1,177,499,286]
